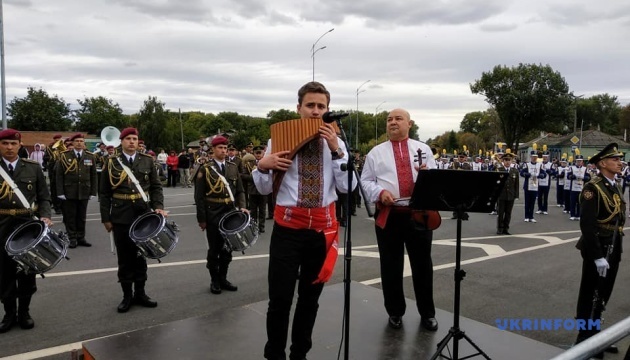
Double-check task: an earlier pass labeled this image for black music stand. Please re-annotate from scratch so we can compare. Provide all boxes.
[409,169,507,360]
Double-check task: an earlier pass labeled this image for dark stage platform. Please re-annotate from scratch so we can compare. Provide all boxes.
[82,282,563,360]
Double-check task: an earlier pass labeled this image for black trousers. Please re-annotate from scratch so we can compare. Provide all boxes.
[249,194,268,231]
[0,221,37,304]
[537,185,550,212]
[575,255,620,342]
[264,224,326,360]
[113,223,147,284]
[63,199,89,240]
[375,210,435,319]
[497,199,515,232]
[205,212,232,279]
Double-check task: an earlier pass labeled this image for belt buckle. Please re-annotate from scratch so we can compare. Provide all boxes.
[9,209,16,216]
[224,198,229,204]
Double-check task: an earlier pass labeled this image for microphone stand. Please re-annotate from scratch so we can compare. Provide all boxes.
[330,115,373,360]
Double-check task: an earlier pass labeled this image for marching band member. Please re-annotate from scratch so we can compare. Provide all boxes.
[567,153,590,221]
[0,129,52,333]
[100,127,165,313]
[55,133,97,248]
[241,145,267,233]
[536,149,553,215]
[253,81,354,360]
[520,148,542,223]
[194,136,246,295]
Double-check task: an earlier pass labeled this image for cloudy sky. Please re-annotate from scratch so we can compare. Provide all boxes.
[3,0,630,140]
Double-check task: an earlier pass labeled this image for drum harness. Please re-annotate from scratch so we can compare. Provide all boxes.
[0,165,70,277]
[116,158,178,262]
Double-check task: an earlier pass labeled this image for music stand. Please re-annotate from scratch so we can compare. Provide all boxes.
[409,169,508,360]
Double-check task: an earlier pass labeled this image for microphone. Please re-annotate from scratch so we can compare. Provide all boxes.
[323,111,350,123]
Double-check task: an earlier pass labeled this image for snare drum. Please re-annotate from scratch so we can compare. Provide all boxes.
[218,210,258,252]
[5,220,69,274]
[129,212,179,259]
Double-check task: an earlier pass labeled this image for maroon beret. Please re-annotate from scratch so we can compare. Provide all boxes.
[147,150,156,156]
[69,133,84,141]
[106,145,115,150]
[0,128,21,141]
[138,140,145,145]
[211,136,228,147]
[53,134,62,140]
[119,127,139,140]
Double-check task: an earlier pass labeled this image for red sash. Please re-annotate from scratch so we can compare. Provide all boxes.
[275,203,339,284]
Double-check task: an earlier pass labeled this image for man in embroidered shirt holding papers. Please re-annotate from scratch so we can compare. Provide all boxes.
[361,108,439,332]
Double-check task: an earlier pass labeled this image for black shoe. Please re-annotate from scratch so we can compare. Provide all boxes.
[388,316,402,329]
[0,314,16,333]
[496,231,503,235]
[259,229,265,233]
[351,212,357,216]
[503,230,511,235]
[210,281,222,294]
[17,312,34,329]
[77,240,92,247]
[133,294,158,308]
[220,280,238,292]
[339,221,347,227]
[421,317,438,331]
[117,297,133,313]
[605,344,618,353]
[69,240,78,249]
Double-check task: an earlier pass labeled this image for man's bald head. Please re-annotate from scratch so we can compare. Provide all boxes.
[386,108,413,141]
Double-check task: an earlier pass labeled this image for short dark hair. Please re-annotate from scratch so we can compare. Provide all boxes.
[298,81,330,106]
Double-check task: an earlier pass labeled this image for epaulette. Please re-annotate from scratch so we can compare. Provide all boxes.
[226,160,235,165]
[85,150,94,155]
[20,158,39,164]
[139,153,153,158]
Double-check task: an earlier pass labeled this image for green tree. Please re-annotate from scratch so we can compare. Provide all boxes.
[618,104,630,136]
[576,94,622,134]
[267,109,299,125]
[470,63,573,150]
[460,111,485,133]
[7,87,73,131]
[75,96,126,135]
[137,96,170,151]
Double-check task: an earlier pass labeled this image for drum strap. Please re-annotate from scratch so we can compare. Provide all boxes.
[116,158,149,203]
[0,165,34,211]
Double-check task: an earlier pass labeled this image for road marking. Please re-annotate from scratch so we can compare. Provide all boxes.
[433,240,506,255]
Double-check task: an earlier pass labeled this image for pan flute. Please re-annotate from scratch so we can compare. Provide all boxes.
[270,118,340,159]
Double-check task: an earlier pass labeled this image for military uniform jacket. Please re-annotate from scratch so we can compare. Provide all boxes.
[0,159,52,246]
[577,175,625,261]
[497,165,520,201]
[194,159,246,224]
[56,150,97,200]
[452,161,471,170]
[99,153,164,225]
[240,159,262,195]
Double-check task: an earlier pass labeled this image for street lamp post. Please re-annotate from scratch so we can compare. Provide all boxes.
[355,80,370,149]
[311,28,334,81]
[179,108,184,150]
[375,101,386,144]
[0,0,7,129]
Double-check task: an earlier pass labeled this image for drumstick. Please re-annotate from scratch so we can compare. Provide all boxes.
[110,232,116,255]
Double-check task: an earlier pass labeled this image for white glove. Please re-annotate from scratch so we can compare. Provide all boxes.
[594,258,609,277]
[89,195,96,200]
[57,195,66,200]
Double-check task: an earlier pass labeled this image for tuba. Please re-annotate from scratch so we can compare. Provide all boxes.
[51,139,66,152]
[100,126,121,148]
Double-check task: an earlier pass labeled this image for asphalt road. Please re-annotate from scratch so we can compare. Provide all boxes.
[0,185,628,359]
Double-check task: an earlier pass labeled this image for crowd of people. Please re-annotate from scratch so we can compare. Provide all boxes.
[0,81,626,359]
